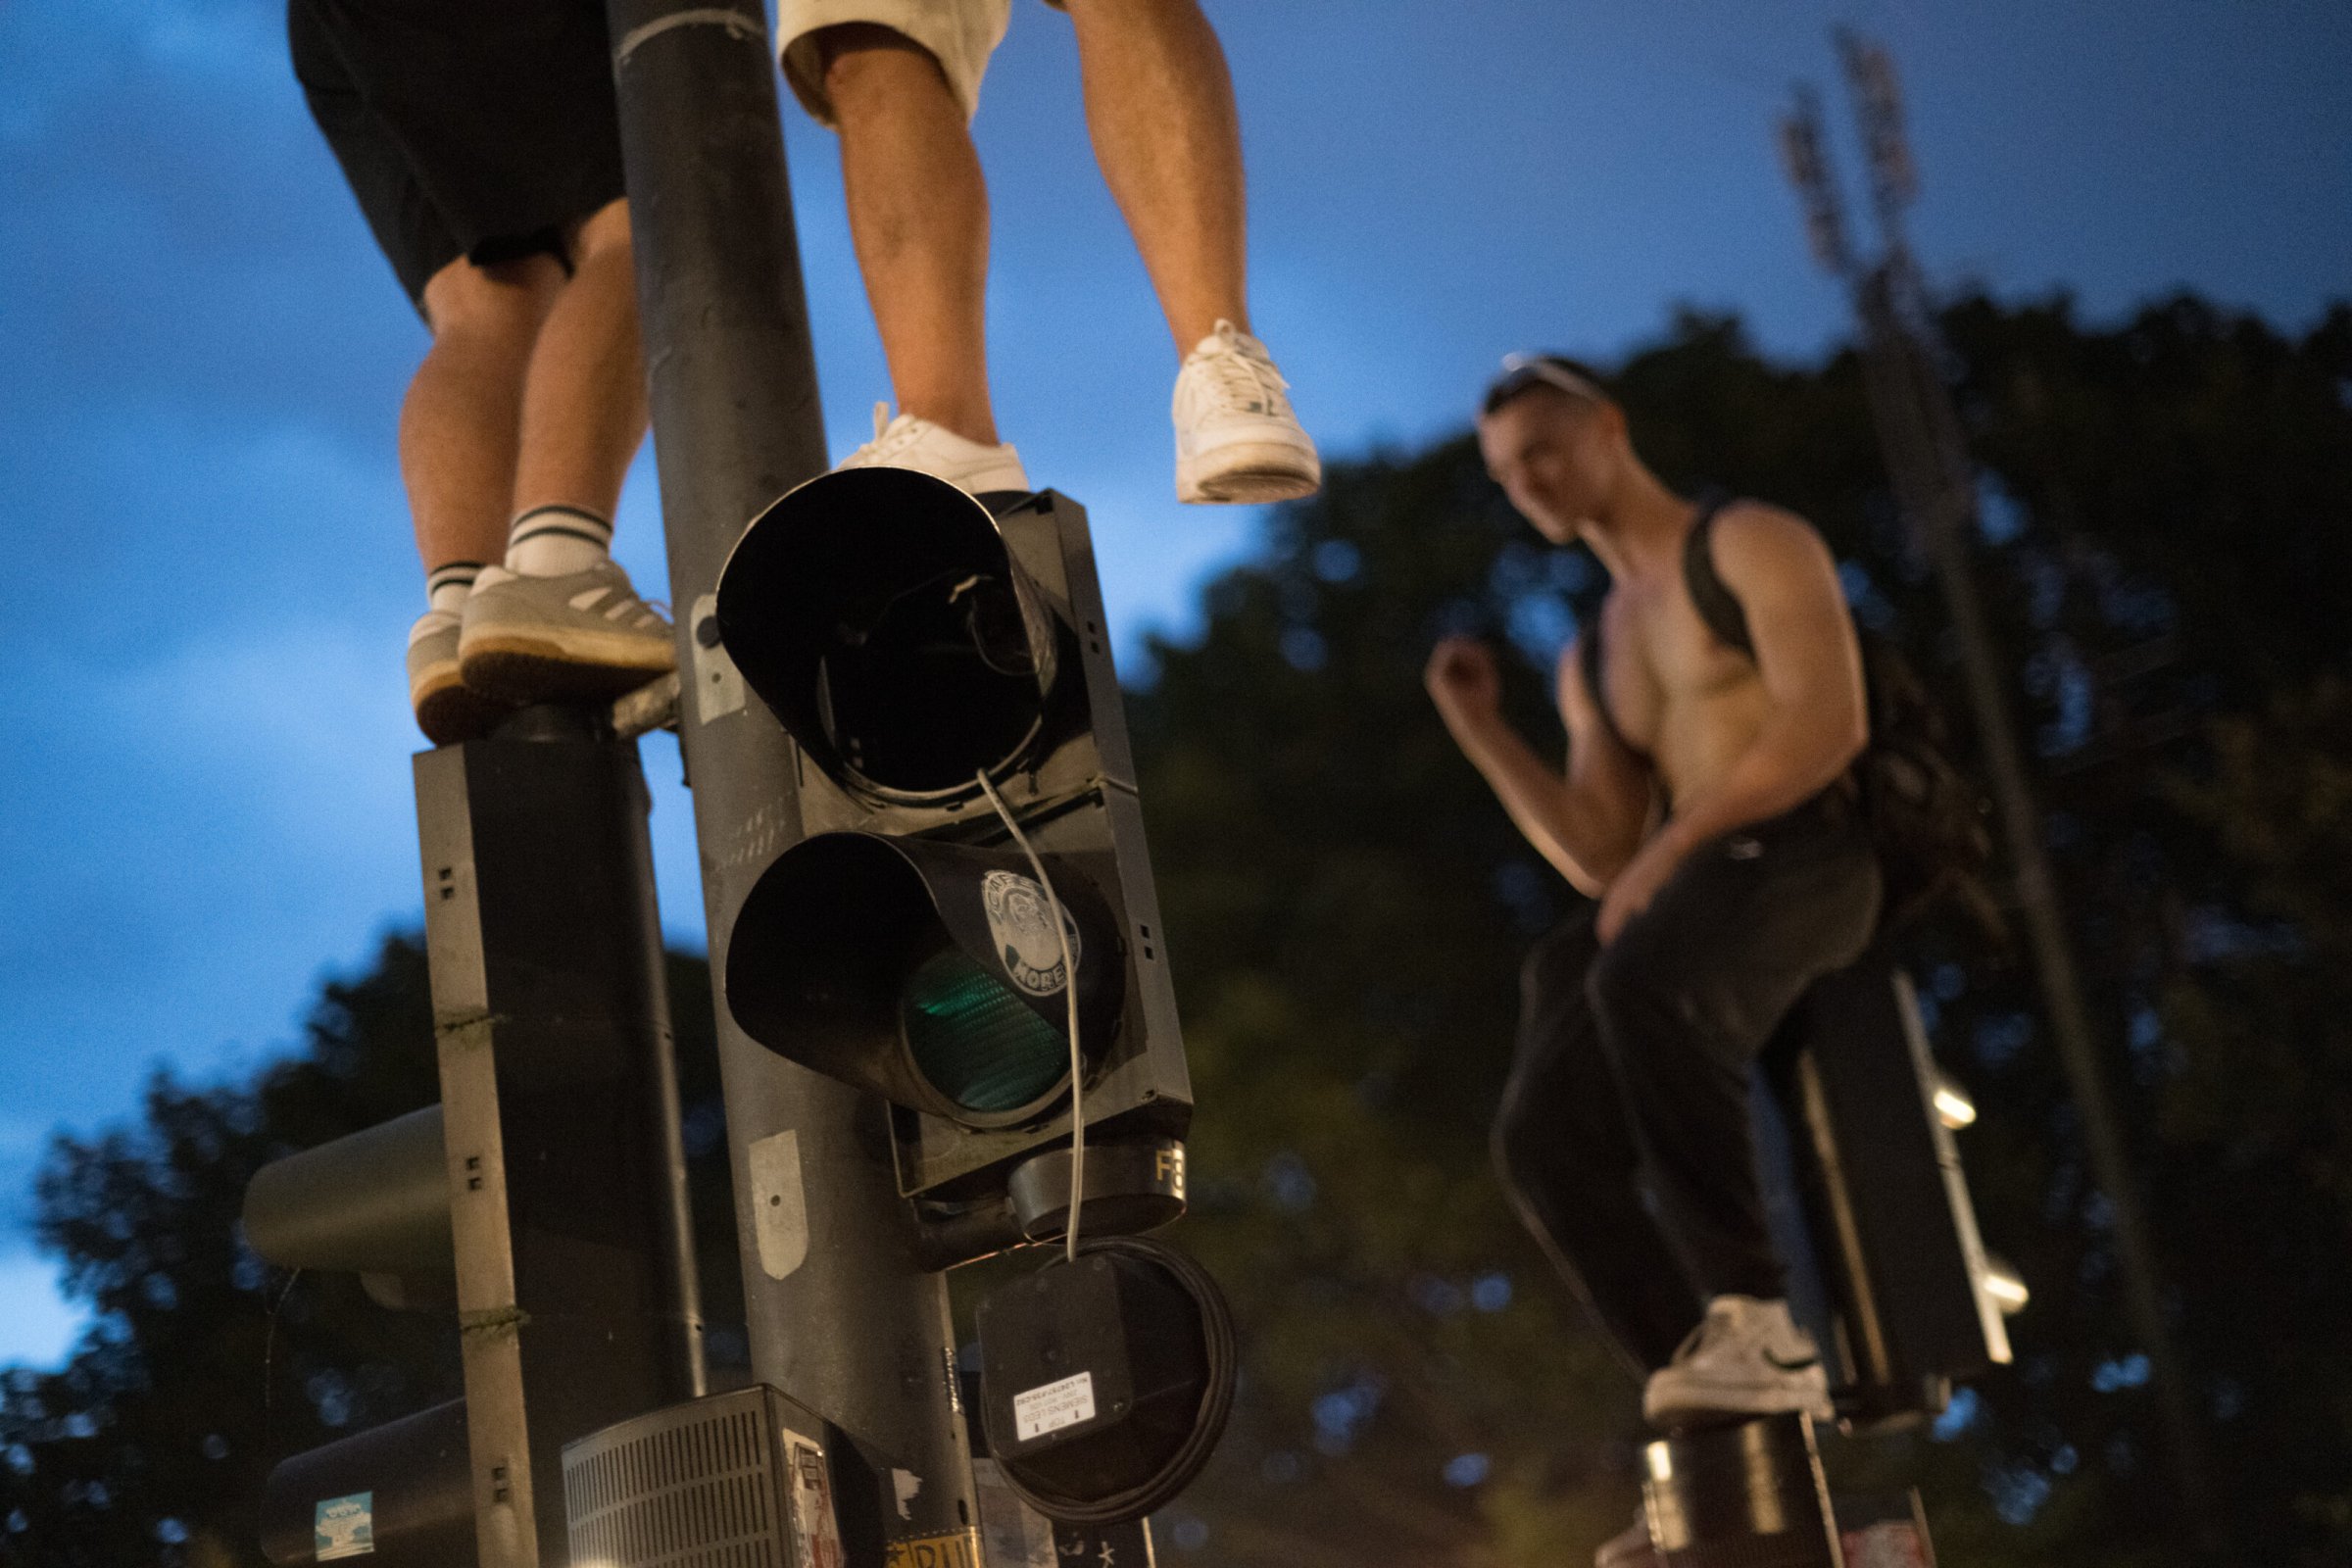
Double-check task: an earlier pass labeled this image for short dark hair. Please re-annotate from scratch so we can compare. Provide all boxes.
[1480,354,1615,419]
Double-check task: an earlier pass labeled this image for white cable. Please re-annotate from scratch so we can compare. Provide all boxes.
[975,770,1085,1262]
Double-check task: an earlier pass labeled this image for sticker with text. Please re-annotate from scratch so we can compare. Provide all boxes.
[884,1530,982,1568]
[1012,1371,1098,1444]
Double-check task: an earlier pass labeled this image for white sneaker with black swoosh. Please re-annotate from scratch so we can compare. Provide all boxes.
[1642,1295,1835,1427]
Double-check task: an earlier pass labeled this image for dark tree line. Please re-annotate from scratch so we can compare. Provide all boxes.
[4,292,2346,1566]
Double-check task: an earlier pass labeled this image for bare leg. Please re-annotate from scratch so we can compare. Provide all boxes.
[821,25,999,446]
[512,199,650,519]
[404,254,564,573]
[1064,0,1249,354]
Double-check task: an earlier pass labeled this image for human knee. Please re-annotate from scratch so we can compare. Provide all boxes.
[1490,1073,1595,1202]
[1583,934,1674,1032]
[818,24,948,115]
[1062,0,1205,28]
[568,199,632,267]
[1490,1090,1538,1200]
[420,254,558,342]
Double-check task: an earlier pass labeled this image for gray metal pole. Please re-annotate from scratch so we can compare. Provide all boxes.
[602,5,980,1564]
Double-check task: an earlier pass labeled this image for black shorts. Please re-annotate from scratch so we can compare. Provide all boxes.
[289,0,627,308]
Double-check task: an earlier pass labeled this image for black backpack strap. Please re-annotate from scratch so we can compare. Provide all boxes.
[1682,491,1755,661]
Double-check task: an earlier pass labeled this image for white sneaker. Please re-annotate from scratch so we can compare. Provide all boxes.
[838,403,1030,495]
[1642,1296,1835,1428]
[1171,319,1320,505]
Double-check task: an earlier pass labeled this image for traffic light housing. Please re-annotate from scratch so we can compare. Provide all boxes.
[243,1104,455,1314]
[715,469,1190,1248]
[1757,954,2023,1427]
[240,721,704,1564]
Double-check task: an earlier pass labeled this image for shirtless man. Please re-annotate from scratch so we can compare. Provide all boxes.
[1426,356,1881,1437]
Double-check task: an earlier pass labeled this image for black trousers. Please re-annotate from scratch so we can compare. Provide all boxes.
[1492,790,1881,1379]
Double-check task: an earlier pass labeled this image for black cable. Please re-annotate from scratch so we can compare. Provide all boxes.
[993,1234,1239,1526]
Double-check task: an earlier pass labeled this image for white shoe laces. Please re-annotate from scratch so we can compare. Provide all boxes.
[1183,320,1290,417]
[852,402,930,466]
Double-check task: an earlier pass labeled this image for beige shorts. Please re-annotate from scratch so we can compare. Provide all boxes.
[778,0,1066,127]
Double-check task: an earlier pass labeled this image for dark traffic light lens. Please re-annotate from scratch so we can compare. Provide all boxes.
[901,946,1067,1115]
[821,568,1050,797]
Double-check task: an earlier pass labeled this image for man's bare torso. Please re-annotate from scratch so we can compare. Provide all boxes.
[1580,508,1775,812]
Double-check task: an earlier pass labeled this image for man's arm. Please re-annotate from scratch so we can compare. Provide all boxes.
[1591,504,1866,943]
[1426,634,1651,897]
[1654,503,1870,858]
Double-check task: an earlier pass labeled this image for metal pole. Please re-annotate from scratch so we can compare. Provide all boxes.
[1786,52,2230,1551]
[1850,275,2231,1560]
[602,5,980,1564]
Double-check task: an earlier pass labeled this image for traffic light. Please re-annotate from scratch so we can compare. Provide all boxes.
[244,1103,454,1314]
[1760,954,2024,1427]
[243,1107,472,1566]
[714,468,1190,1256]
[240,718,704,1565]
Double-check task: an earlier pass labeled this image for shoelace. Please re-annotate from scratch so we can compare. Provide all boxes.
[1186,327,1289,414]
[857,401,928,463]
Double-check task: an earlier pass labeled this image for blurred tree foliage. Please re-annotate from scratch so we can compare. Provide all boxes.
[2,293,2346,1566]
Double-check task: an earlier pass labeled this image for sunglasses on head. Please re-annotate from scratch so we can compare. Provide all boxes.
[1485,353,1609,413]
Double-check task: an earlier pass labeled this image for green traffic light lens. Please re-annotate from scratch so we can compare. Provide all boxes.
[902,947,1067,1114]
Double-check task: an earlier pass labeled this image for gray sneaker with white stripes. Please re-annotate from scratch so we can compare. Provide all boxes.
[457,560,675,703]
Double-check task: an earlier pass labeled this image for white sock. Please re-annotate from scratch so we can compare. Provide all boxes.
[506,505,613,577]
[425,561,480,616]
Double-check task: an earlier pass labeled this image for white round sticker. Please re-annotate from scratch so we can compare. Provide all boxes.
[980,870,1079,998]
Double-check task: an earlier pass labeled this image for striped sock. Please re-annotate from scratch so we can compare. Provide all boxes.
[426,561,482,615]
[506,504,614,577]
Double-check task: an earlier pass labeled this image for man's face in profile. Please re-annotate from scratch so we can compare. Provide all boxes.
[1477,389,1619,546]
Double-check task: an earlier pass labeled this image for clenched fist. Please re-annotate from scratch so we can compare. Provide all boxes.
[1425,635,1502,728]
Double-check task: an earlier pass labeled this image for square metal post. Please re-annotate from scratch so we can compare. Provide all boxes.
[416,725,704,1565]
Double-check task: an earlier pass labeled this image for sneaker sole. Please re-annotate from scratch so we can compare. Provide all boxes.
[1177,440,1322,506]
[412,666,514,748]
[460,631,675,703]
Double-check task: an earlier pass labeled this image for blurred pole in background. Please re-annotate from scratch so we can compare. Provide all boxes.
[1778,35,2231,1560]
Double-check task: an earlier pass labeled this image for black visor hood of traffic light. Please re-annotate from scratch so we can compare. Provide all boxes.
[726,831,1125,1127]
[716,467,1067,806]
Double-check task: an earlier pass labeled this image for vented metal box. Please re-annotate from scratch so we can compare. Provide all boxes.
[564,1386,844,1568]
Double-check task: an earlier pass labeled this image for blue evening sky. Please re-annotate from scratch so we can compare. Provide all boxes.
[0,0,2344,1362]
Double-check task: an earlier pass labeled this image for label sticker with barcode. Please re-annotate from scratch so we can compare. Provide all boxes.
[1012,1371,1097,1443]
